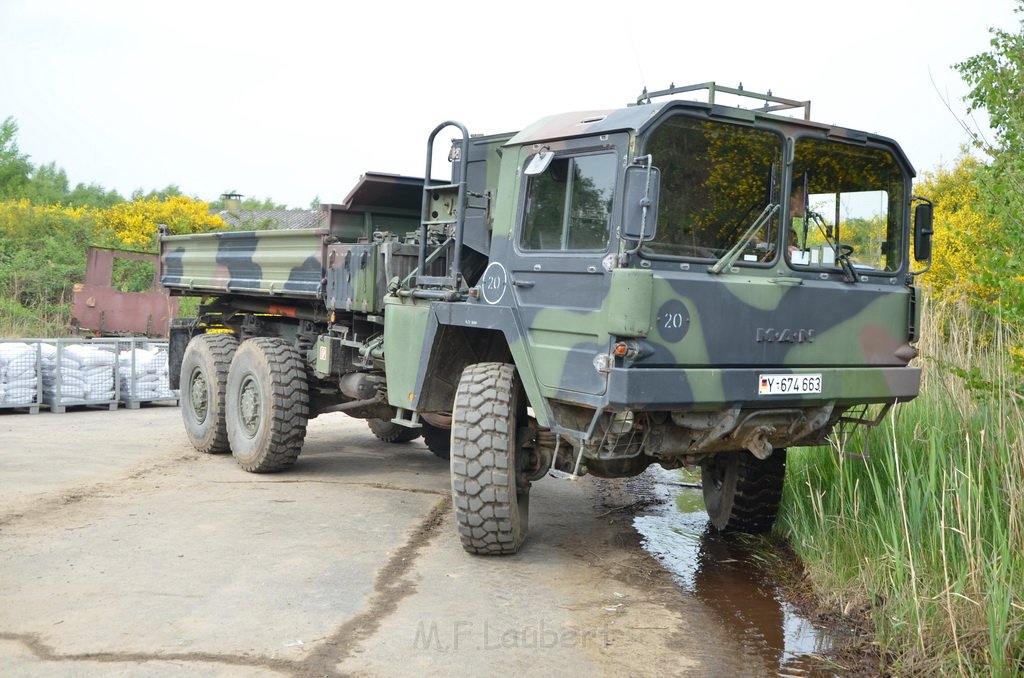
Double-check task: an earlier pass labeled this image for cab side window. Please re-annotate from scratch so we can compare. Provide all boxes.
[521,153,616,251]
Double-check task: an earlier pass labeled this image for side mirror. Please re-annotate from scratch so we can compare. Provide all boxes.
[622,164,660,241]
[913,201,933,262]
[524,150,554,176]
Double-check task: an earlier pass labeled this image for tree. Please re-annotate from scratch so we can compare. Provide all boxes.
[25,161,70,204]
[132,184,184,201]
[955,3,1024,369]
[0,117,32,199]
[66,182,125,208]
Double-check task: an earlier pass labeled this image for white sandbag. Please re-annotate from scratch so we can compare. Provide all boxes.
[0,343,37,384]
[2,386,37,404]
[0,343,34,367]
[44,385,86,401]
[5,376,37,390]
[80,364,114,380]
[118,346,173,401]
[5,361,37,381]
[64,344,116,368]
[119,348,168,374]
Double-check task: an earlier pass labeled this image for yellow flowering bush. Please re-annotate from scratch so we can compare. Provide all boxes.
[0,198,92,235]
[0,195,228,336]
[915,154,1023,377]
[96,195,225,248]
[914,154,999,303]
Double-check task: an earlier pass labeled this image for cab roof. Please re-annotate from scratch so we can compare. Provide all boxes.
[506,97,916,176]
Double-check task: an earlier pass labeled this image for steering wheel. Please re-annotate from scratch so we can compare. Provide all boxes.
[835,244,854,258]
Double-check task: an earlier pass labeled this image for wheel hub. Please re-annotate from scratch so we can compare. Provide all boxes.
[238,375,261,437]
[189,370,208,424]
[707,456,726,491]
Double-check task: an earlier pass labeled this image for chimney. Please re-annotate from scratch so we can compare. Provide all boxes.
[221,192,243,211]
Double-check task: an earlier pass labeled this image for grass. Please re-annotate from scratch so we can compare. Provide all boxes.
[0,293,194,340]
[0,297,73,339]
[779,302,1023,675]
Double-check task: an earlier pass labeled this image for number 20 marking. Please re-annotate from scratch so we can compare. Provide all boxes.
[663,313,685,329]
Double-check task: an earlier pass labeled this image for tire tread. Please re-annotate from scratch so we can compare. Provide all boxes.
[451,362,527,555]
[229,338,309,473]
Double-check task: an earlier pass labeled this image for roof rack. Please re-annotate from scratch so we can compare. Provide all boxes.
[636,81,811,121]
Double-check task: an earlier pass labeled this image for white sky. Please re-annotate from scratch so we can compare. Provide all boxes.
[0,0,1018,208]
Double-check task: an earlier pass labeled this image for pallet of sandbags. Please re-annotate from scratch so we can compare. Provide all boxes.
[0,341,42,413]
[39,339,119,413]
[117,339,178,408]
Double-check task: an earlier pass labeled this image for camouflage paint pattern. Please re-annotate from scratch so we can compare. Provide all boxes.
[160,228,327,298]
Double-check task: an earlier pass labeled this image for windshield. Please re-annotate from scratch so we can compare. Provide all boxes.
[789,139,905,272]
[642,116,783,261]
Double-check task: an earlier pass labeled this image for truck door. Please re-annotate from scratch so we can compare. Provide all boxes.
[507,140,623,397]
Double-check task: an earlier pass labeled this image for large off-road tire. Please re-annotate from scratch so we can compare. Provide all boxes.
[451,362,530,555]
[421,421,451,460]
[180,333,238,454]
[701,449,787,533]
[225,338,309,473]
[367,418,422,443]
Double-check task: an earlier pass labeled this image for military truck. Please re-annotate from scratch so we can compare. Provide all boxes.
[159,82,933,555]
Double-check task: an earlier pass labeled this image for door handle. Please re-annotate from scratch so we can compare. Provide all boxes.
[512,279,535,288]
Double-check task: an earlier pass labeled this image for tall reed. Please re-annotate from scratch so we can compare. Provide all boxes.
[781,301,1023,675]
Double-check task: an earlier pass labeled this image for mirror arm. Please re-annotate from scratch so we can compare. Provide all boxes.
[910,261,932,277]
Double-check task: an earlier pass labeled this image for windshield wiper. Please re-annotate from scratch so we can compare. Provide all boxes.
[709,203,779,274]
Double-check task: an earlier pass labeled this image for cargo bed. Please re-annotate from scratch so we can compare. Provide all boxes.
[159,228,329,299]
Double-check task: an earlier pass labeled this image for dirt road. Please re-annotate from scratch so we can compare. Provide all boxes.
[0,406,824,677]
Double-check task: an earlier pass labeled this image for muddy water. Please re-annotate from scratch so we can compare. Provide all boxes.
[628,467,838,677]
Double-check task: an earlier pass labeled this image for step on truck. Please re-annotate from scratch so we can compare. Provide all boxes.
[160,82,934,555]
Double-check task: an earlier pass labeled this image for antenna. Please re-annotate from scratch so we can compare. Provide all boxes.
[627,32,647,101]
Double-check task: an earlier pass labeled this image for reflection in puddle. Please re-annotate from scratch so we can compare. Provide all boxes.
[631,468,835,677]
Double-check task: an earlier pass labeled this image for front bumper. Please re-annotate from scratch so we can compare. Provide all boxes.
[604,366,921,411]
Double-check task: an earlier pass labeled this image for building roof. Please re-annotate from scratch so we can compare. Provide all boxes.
[217,209,323,230]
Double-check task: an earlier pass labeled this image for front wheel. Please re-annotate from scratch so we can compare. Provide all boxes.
[701,449,786,533]
[450,362,530,555]
[225,338,309,473]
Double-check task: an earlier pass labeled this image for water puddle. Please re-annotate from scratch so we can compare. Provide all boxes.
[628,467,837,677]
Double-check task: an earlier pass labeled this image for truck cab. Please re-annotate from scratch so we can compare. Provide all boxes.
[387,83,931,552]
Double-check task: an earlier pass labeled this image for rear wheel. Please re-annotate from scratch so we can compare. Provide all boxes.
[701,449,787,533]
[180,334,238,454]
[226,338,309,473]
[421,421,451,460]
[367,418,421,443]
[451,362,530,555]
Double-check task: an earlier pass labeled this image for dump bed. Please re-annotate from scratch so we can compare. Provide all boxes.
[159,226,427,315]
[160,228,329,299]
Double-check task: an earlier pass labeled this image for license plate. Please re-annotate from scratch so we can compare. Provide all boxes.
[758,374,822,395]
